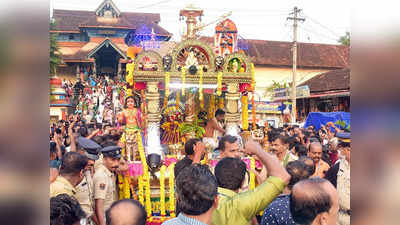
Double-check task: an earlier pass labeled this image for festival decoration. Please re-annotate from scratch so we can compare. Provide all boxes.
[136,132,152,219]
[126,62,135,87]
[199,68,204,108]
[138,175,144,205]
[168,163,176,218]
[217,72,223,96]
[215,19,238,56]
[249,157,256,190]
[176,92,180,110]
[160,165,167,219]
[251,93,256,130]
[241,93,249,130]
[218,97,224,109]
[208,95,216,120]
[181,67,186,96]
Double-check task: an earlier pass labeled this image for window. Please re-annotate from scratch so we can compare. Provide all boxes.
[69,34,74,40]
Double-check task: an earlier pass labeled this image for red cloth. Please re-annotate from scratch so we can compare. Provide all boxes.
[239,83,251,92]
[134,82,147,90]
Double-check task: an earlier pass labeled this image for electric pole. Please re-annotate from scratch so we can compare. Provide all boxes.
[287,6,305,123]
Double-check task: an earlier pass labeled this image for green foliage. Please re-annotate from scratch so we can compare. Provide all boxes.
[334,120,351,132]
[338,31,350,46]
[50,20,62,75]
[178,120,205,138]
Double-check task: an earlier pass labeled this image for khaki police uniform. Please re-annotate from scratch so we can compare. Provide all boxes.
[93,164,116,213]
[75,171,95,218]
[50,175,76,198]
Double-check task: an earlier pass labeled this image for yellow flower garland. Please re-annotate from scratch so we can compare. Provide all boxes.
[199,68,203,103]
[176,91,180,110]
[217,72,223,96]
[138,175,144,205]
[160,165,167,218]
[241,94,249,131]
[165,72,170,97]
[118,174,124,199]
[250,157,256,190]
[208,95,215,120]
[219,97,224,109]
[126,62,135,86]
[181,67,186,96]
[168,163,176,218]
[123,175,130,199]
[136,132,152,219]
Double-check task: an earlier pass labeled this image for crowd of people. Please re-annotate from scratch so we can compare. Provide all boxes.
[50,76,350,225]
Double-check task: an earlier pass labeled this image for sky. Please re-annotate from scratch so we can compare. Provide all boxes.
[51,0,350,45]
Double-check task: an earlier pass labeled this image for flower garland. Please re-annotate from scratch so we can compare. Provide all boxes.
[160,165,167,220]
[164,72,170,109]
[241,94,249,131]
[138,175,144,205]
[118,174,124,199]
[176,92,180,110]
[123,174,131,199]
[218,97,224,109]
[249,157,256,190]
[126,62,135,87]
[251,93,256,130]
[199,69,204,109]
[181,67,186,96]
[250,63,256,130]
[217,72,223,96]
[208,95,215,120]
[136,132,152,219]
[168,163,176,218]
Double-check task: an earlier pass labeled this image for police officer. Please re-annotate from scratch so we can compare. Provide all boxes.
[75,137,101,225]
[50,152,88,198]
[93,145,121,225]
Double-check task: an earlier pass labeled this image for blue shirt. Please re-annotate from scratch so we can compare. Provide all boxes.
[260,195,296,225]
[162,213,208,225]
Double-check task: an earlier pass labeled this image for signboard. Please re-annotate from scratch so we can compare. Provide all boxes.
[248,102,282,114]
[273,85,310,101]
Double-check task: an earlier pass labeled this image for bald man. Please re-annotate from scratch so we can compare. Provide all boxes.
[307,142,330,178]
[290,178,339,225]
[105,199,146,225]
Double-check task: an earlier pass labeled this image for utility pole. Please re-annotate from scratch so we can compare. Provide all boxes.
[287,7,305,123]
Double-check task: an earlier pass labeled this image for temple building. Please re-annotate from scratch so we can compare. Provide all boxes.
[51,0,171,79]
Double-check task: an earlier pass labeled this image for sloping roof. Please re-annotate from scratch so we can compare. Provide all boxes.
[52,9,164,33]
[87,38,127,59]
[200,37,349,69]
[300,68,350,93]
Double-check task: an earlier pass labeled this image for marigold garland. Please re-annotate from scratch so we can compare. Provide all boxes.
[241,94,249,131]
[123,174,131,199]
[181,67,186,96]
[199,69,203,108]
[176,92,180,110]
[160,165,167,218]
[251,93,256,130]
[249,157,256,190]
[138,175,144,205]
[126,62,135,86]
[118,174,124,199]
[218,97,224,109]
[136,132,152,218]
[208,95,215,120]
[217,72,223,96]
[168,163,176,218]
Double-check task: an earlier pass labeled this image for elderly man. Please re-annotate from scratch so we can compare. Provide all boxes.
[270,135,298,167]
[308,142,330,178]
[325,132,351,225]
[290,178,339,225]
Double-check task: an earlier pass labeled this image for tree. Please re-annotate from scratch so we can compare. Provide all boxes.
[50,20,62,75]
[338,31,350,46]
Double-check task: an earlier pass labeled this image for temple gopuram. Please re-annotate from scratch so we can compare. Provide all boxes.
[51,0,171,79]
